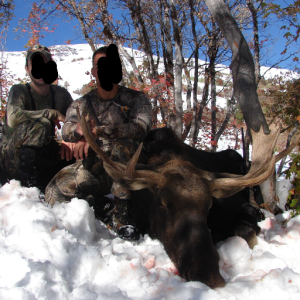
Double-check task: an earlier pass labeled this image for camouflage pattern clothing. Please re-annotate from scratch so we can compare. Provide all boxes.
[45,85,152,219]
[62,85,152,152]
[0,83,73,186]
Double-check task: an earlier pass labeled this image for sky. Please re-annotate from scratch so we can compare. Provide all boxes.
[2,0,299,70]
[4,0,87,50]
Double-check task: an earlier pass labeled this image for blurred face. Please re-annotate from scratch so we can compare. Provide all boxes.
[25,54,49,86]
[91,53,106,86]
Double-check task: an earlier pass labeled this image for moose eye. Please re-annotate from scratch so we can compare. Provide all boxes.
[157,196,164,207]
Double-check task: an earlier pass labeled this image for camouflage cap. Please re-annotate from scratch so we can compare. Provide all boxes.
[26,45,52,63]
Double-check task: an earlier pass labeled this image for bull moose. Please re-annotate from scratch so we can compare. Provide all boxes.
[75,107,297,289]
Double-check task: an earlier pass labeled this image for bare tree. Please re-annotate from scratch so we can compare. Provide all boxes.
[169,0,184,137]
[0,0,14,30]
[204,0,269,134]
[246,0,262,85]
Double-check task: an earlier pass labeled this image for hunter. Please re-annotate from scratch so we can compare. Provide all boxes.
[0,45,75,191]
[45,44,152,240]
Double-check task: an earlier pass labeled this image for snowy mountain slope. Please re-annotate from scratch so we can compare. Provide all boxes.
[3,43,300,102]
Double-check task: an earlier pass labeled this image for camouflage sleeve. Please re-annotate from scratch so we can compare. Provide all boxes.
[62,91,152,142]
[6,85,63,129]
[61,99,83,143]
[98,92,152,141]
[62,89,74,116]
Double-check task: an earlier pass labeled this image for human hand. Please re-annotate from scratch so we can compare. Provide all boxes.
[53,113,66,129]
[76,117,98,138]
[59,141,75,161]
[73,137,90,160]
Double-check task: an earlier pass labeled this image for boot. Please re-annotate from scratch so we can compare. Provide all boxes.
[107,197,140,241]
[19,146,39,189]
[18,144,73,193]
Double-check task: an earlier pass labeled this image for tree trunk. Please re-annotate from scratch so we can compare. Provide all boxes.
[192,66,210,147]
[210,60,217,152]
[161,0,174,81]
[182,63,192,140]
[204,0,269,134]
[189,0,200,147]
[169,0,183,137]
[127,0,157,79]
[66,0,96,52]
[209,20,218,152]
[259,172,277,213]
[277,123,299,179]
[246,0,261,85]
[213,96,236,149]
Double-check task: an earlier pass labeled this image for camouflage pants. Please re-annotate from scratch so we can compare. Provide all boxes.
[45,139,141,206]
[0,118,71,187]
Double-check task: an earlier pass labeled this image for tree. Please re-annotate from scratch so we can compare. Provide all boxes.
[169,0,184,137]
[0,0,14,31]
[204,0,269,134]
[19,0,283,152]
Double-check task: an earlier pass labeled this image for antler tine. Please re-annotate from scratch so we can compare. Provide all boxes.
[126,142,144,178]
[209,124,281,199]
[276,134,300,163]
[75,106,124,173]
[210,155,276,198]
[246,124,281,178]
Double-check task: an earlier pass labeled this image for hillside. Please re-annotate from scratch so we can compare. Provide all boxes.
[3,43,299,102]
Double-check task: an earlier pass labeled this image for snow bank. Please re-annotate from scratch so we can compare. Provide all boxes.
[0,181,300,299]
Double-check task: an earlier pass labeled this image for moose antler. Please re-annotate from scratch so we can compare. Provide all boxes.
[78,105,299,200]
[76,106,125,172]
[76,106,142,178]
[209,124,297,198]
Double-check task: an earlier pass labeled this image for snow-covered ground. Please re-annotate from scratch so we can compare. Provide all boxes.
[0,180,300,299]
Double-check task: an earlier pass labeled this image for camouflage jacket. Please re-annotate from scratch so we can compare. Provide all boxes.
[2,83,73,142]
[62,85,152,151]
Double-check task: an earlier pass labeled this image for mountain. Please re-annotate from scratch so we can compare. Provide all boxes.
[3,43,300,102]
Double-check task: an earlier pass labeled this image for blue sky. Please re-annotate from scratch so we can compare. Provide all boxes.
[3,0,299,70]
[4,0,87,50]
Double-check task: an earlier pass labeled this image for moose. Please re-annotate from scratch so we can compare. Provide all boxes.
[76,107,297,289]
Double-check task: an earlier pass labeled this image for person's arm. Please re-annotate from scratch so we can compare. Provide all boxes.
[6,85,65,128]
[61,99,84,143]
[95,92,152,141]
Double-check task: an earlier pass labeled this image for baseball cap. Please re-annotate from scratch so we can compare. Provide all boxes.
[26,45,52,63]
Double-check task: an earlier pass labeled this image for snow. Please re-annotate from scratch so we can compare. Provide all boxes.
[0,180,300,299]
